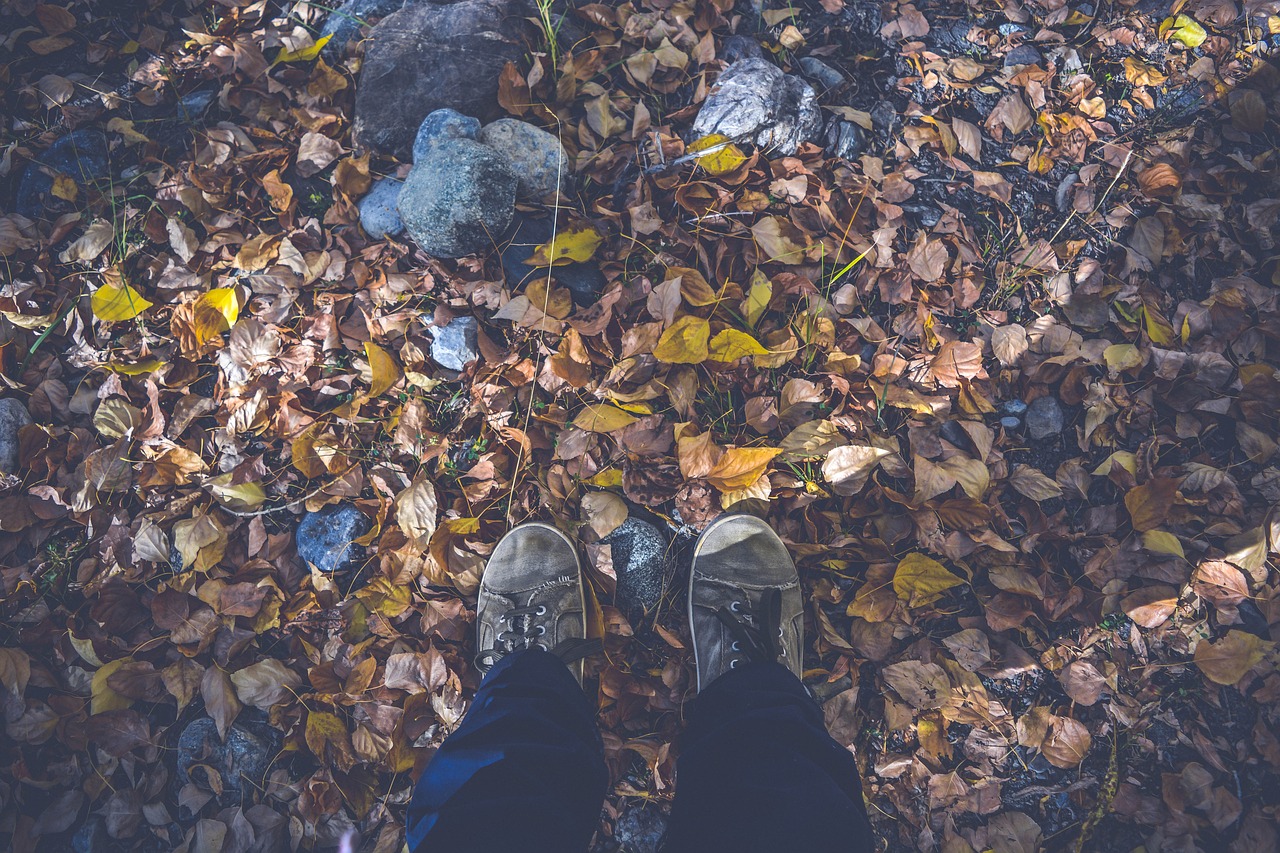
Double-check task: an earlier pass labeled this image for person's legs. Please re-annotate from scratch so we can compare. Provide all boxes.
[665,661,875,852]
[406,522,605,853]
[405,647,606,852]
[668,514,876,853]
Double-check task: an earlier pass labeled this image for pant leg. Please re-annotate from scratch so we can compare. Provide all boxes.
[665,662,876,853]
[406,648,607,853]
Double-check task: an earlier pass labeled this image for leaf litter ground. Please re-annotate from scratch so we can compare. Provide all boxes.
[1,0,1279,850]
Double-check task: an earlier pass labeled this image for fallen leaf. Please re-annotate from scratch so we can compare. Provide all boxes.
[528,224,604,266]
[574,403,639,433]
[1194,630,1270,685]
[893,552,963,608]
[688,133,747,176]
[705,446,782,491]
[654,315,710,364]
[92,280,153,322]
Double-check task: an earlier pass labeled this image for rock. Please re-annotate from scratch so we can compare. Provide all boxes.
[1025,396,1065,440]
[939,419,970,449]
[71,817,109,853]
[604,517,667,617]
[721,34,765,63]
[1000,399,1029,417]
[499,213,605,305]
[823,116,864,160]
[15,130,110,219]
[321,0,405,57]
[176,714,281,801]
[430,315,480,371]
[296,504,369,573]
[690,58,822,156]
[1000,416,1022,430]
[477,118,571,201]
[352,0,531,158]
[0,398,32,474]
[613,804,667,853]
[398,138,517,257]
[412,108,481,163]
[997,22,1030,37]
[870,100,900,135]
[932,20,979,53]
[1004,44,1044,67]
[799,56,845,90]
[359,177,405,239]
[175,89,217,123]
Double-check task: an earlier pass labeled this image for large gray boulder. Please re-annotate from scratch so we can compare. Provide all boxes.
[398,138,517,257]
[413,108,481,162]
[352,0,531,158]
[691,58,823,156]
[477,118,571,201]
[0,398,32,474]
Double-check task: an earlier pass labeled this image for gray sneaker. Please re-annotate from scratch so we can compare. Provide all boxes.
[687,514,803,692]
[475,522,596,683]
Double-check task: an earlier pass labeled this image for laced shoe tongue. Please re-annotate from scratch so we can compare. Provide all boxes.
[715,587,783,664]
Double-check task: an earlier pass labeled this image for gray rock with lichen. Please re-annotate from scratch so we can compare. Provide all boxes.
[398,137,517,257]
[358,177,405,239]
[477,118,571,201]
[297,504,368,573]
[0,398,32,474]
[604,516,667,616]
[413,108,481,162]
[691,58,822,156]
[431,315,480,371]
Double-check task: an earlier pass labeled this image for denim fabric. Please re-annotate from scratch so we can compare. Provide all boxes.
[407,650,874,853]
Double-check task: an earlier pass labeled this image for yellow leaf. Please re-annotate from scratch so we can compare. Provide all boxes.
[586,469,624,488]
[706,446,782,491]
[364,341,402,397]
[52,173,78,201]
[274,33,332,64]
[708,328,769,362]
[91,658,134,715]
[1102,343,1142,373]
[1194,630,1270,685]
[1092,450,1138,476]
[653,315,710,364]
[1142,305,1174,345]
[688,133,747,176]
[208,474,266,510]
[191,288,242,346]
[1142,529,1185,559]
[893,552,963,608]
[1123,55,1167,87]
[104,357,164,376]
[1161,14,1207,48]
[92,280,153,322]
[743,271,771,327]
[573,403,638,433]
[528,225,603,266]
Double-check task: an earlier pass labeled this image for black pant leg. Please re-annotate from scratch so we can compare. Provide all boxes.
[406,648,607,853]
[665,662,876,853]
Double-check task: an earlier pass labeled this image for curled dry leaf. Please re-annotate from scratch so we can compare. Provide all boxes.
[822,445,891,496]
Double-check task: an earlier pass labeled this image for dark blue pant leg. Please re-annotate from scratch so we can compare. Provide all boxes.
[665,662,877,853]
[406,648,606,853]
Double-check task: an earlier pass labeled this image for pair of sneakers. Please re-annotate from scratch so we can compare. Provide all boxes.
[475,514,803,691]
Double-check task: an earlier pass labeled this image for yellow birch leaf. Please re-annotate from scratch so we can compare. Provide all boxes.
[1142,305,1174,345]
[208,474,266,509]
[706,446,782,491]
[104,357,165,376]
[528,225,603,266]
[91,658,134,715]
[191,288,242,345]
[202,287,241,327]
[92,280,153,322]
[1194,630,1270,685]
[688,133,747,176]
[274,34,332,64]
[1161,14,1207,48]
[573,403,638,433]
[364,341,402,397]
[743,271,772,327]
[708,328,769,362]
[1142,529,1185,559]
[893,552,963,608]
[653,315,710,364]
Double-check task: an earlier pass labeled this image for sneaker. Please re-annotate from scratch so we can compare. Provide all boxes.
[475,522,596,684]
[687,514,803,692]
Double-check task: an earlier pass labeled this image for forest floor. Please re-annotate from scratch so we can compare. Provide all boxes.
[1,0,1279,850]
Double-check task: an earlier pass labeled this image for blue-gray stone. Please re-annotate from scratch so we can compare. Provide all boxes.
[175,89,217,123]
[297,504,368,573]
[398,137,516,257]
[1000,416,1022,430]
[476,118,571,200]
[431,315,479,372]
[176,714,281,802]
[413,108,481,163]
[799,57,845,91]
[823,116,863,160]
[499,213,605,306]
[15,130,109,218]
[1025,396,1065,440]
[604,516,667,616]
[0,398,32,474]
[691,58,822,156]
[1004,44,1044,67]
[359,177,405,239]
[614,804,667,853]
[1000,399,1029,417]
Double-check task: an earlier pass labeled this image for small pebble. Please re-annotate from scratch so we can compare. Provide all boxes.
[1004,44,1044,67]
[1000,416,1022,430]
[1000,399,1029,417]
[296,504,369,573]
[604,516,667,616]
[1025,396,1065,440]
[430,316,480,372]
